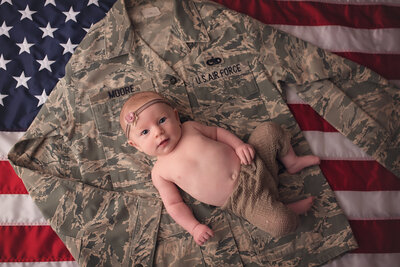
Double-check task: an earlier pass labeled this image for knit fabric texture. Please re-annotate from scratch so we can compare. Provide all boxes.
[221,122,299,238]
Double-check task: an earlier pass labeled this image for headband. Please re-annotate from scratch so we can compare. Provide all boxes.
[124,98,170,139]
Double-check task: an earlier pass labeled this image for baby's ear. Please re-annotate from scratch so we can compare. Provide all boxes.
[174,109,180,122]
[128,140,142,151]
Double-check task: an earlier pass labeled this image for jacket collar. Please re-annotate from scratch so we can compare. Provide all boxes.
[104,0,209,59]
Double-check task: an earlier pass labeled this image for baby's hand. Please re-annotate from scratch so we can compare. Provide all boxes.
[235,143,255,165]
[192,224,214,246]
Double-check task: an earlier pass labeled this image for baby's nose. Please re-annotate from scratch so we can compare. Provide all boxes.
[154,126,164,136]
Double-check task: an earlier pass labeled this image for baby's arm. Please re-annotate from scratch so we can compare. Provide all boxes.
[216,127,255,164]
[152,170,214,245]
[189,121,255,164]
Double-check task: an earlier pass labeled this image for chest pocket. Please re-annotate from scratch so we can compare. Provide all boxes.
[89,85,157,196]
[191,60,267,138]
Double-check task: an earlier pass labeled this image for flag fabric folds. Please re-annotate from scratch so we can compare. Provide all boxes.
[1,0,399,266]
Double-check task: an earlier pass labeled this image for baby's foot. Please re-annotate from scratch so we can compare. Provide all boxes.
[286,155,320,174]
[287,196,315,215]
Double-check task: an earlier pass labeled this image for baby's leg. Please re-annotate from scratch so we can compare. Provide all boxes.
[280,146,320,174]
[287,196,314,215]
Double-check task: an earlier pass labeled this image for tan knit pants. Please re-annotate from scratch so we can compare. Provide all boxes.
[221,122,299,238]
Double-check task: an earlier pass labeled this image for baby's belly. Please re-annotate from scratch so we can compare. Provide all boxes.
[192,172,240,207]
[178,145,242,206]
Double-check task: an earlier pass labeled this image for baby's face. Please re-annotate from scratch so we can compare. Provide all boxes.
[127,103,182,157]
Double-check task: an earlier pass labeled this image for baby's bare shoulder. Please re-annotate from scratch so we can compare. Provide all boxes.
[151,164,169,190]
[152,159,174,183]
[151,162,163,180]
[182,121,209,133]
[183,121,216,140]
[182,120,201,129]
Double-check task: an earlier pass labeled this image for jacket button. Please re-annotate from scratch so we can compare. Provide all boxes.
[169,76,178,85]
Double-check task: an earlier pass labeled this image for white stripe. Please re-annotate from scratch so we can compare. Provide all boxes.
[0,262,79,267]
[324,253,400,267]
[335,191,400,220]
[285,85,307,104]
[273,25,400,54]
[0,131,25,160]
[0,195,48,226]
[277,0,400,6]
[303,131,374,160]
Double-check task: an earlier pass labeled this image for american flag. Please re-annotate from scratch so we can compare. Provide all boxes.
[1,0,399,266]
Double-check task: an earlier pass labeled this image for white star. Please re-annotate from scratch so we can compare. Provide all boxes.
[0,54,11,70]
[88,0,99,6]
[63,7,79,23]
[83,24,93,33]
[44,0,56,6]
[35,90,49,106]
[39,23,57,38]
[0,0,13,5]
[17,38,34,54]
[0,93,7,106]
[60,39,78,54]
[37,55,55,71]
[0,21,12,38]
[13,72,31,89]
[19,5,36,21]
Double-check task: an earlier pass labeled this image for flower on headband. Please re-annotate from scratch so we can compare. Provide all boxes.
[125,111,137,140]
[125,111,137,124]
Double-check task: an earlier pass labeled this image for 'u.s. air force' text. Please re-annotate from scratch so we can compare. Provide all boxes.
[194,63,242,85]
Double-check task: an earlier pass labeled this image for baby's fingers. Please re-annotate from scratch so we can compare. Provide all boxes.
[205,228,214,237]
[239,151,249,165]
[197,234,211,245]
[241,148,254,165]
[196,239,204,246]
[244,148,254,164]
[249,146,255,159]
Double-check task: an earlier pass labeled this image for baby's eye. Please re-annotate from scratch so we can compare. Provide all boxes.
[141,129,149,135]
[159,117,166,124]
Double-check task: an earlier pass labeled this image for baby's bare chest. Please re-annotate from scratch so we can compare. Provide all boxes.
[156,134,240,187]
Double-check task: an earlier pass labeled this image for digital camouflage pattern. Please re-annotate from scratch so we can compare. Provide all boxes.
[8,0,400,266]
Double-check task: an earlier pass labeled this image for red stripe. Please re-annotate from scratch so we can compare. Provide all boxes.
[320,160,400,191]
[350,219,400,253]
[335,52,400,80]
[1,221,397,262]
[0,161,28,194]
[212,0,400,28]
[288,104,338,132]
[0,226,74,262]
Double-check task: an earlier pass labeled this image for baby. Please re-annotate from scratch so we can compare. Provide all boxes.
[120,91,320,245]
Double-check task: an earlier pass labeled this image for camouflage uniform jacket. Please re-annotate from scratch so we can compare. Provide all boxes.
[8,0,399,266]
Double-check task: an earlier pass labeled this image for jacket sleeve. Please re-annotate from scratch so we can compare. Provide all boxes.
[7,75,162,266]
[257,24,400,178]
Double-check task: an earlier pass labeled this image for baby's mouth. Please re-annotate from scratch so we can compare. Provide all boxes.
[158,138,169,147]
